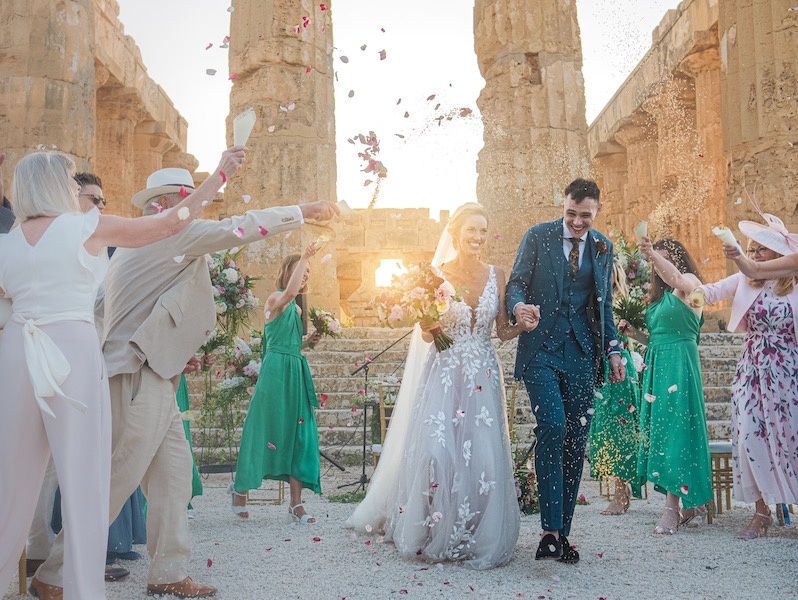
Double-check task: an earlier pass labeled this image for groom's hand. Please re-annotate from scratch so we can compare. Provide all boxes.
[608,353,626,383]
[300,200,340,222]
[513,303,540,331]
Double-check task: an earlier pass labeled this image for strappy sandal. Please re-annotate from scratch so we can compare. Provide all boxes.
[600,484,631,516]
[736,510,773,539]
[653,506,679,535]
[679,503,709,526]
[289,503,316,524]
[227,482,249,519]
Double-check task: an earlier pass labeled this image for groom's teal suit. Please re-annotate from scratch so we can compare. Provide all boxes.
[506,218,618,536]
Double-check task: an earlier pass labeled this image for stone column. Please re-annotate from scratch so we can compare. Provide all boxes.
[95,87,147,218]
[720,0,798,235]
[591,149,628,236]
[474,0,590,270]
[0,0,96,182]
[679,40,727,282]
[614,123,660,234]
[133,122,175,194]
[225,0,339,323]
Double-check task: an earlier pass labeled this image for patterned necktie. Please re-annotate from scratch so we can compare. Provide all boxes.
[568,237,581,274]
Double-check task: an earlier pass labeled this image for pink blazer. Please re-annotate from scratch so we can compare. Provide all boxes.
[699,272,798,339]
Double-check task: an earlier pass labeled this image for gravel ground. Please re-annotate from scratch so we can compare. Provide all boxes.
[5,469,798,600]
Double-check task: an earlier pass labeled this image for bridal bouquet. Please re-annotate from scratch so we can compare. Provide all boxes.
[307,306,342,349]
[374,263,461,351]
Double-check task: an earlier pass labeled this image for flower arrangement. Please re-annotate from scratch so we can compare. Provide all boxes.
[611,231,651,332]
[513,446,539,515]
[374,263,462,351]
[307,306,343,349]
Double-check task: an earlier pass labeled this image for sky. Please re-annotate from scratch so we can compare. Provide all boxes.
[117,0,681,215]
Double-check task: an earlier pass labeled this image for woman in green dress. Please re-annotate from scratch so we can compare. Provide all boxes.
[231,243,322,521]
[589,258,642,515]
[622,238,712,535]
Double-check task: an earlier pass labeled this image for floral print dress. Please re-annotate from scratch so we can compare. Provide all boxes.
[383,266,520,569]
[732,282,798,504]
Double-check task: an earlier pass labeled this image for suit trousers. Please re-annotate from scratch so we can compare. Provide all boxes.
[522,335,594,536]
[0,321,110,600]
[37,365,193,586]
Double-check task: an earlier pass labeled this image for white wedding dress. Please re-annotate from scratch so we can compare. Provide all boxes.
[348,265,520,570]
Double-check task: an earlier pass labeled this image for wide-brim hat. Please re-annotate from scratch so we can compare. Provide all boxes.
[738,213,798,256]
[130,168,195,209]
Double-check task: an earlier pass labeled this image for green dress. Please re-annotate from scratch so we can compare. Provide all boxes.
[176,375,203,501]
[636,291,712,509]
[588,336,642,497]
[234,300,321,494]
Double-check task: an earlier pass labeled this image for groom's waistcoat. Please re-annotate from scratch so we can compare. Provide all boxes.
[545,248,593,354]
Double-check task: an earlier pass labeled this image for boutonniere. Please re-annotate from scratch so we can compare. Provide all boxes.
[594,239,609,259]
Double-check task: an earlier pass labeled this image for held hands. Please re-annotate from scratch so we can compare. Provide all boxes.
[513,303,541,332]
[215,145,248,181]
[608,353,626,384]
[300,201,341,223]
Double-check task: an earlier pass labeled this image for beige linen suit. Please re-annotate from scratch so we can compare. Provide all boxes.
[37,206,303,586]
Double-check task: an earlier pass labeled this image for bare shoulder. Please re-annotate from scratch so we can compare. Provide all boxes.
[492,265,507,284]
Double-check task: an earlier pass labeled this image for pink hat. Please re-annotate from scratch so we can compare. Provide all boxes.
[738,214,798,256]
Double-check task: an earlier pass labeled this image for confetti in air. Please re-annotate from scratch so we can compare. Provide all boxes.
[173,255,185,263]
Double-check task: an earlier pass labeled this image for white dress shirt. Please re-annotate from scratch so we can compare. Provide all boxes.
[562,222,588,268]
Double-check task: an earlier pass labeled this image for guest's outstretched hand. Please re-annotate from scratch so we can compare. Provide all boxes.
[301,201,340,222]
[215,145,248,181]
[722,242,742,260]
[638,236,654,258]
[303,241,318,260]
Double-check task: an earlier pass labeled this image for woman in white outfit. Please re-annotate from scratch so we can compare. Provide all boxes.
[0,147,244,599]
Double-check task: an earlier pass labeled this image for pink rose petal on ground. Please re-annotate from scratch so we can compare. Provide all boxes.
[327,425,333,429]
[233,227,244,238]
[306,66,312,73]
[258,226,268,236]
[364,540,372,546]
[294,25,301,34]
[319,3,326,9]
[267,442,276,450]
[313,537,321,542]
[207,558,212,567]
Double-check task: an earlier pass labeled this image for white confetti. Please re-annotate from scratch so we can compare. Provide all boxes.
[267,125,276,133]
[264,311,271,319]
[173,255,185,263]
[206,69,217,76]
[227,6,234,12]
[579,416,587,426]
[735,197,743,205]
[201,201,210,206]
[242,194,252,203]
[586,408,595,415]
[594,390,604,400]
[177,207,190,220]
[320,254,332,264]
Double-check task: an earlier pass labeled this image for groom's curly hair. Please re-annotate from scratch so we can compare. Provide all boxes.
[564,178,600,204]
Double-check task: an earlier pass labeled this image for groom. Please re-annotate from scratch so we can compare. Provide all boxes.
[506,178,624,563]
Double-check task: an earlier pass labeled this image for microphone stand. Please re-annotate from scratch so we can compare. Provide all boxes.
[338,329,413,490]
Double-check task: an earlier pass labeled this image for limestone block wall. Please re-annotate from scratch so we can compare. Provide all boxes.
[474,0,590,272]
[0,0,197,220]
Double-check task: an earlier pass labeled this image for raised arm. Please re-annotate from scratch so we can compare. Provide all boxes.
[264,242,318,321]
[85,146,246,253]
[640,237,702,297]
[724,243,798,279]
[696,272,741,305]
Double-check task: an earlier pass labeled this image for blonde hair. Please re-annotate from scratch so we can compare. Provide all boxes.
[12,151,81,220]
[446,203,490,249]
[746,240,796,296]
[275,253,307,293]
[612,256,630,298]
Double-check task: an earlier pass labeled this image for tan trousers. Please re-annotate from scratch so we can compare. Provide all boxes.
[0,321,110,600]
[37,365,193,586]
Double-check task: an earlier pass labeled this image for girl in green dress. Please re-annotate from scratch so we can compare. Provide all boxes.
[622,238,712,535]
[589,258,642,515]
[231,243,322,521]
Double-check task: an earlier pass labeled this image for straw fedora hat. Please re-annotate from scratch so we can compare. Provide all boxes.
[130,168,195,209]
[738,213,798,256]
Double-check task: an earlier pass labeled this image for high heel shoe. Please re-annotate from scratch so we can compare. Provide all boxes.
[600,484,631,516]
[227,482,249,518]
[679,503,709,526]
[653,506,679,535]
[289,503,316,524]
[736,510,773,539]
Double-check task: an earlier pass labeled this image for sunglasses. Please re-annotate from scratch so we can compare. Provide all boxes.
[80,193,107,207]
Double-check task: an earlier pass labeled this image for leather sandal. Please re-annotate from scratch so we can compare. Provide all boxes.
[227,482,248,518]
[289,503,316,523]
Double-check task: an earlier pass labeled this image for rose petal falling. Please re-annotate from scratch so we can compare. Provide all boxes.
[644,393,656,403]
[668,384,678,393]
[206,68,217,76]
[340,56,349,63]
[267,442,276,450]
[258,226,268,236]
[379,49,387,60]
[680,485,689,494]
[233,227,244,238]
[205,43,213,50]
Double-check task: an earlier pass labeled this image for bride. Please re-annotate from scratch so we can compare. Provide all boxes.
[347,203,530,569]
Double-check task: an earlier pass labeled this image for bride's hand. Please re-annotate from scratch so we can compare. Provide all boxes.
[420,320,441,334]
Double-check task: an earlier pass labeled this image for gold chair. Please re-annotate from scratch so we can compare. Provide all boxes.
[776,504,795,526]
[373,382,400,465]
[707,441,734,524]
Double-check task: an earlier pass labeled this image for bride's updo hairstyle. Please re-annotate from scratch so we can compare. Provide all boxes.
[446,203,489,250]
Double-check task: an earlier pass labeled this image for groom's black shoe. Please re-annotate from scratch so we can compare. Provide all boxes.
[557,536,580,564]
[535,533,562,560]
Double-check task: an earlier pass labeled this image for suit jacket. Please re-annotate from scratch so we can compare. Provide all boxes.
[0,197,14,234]
[505,218,618,383]
[699,272,798,340]
[101,206,303,380]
